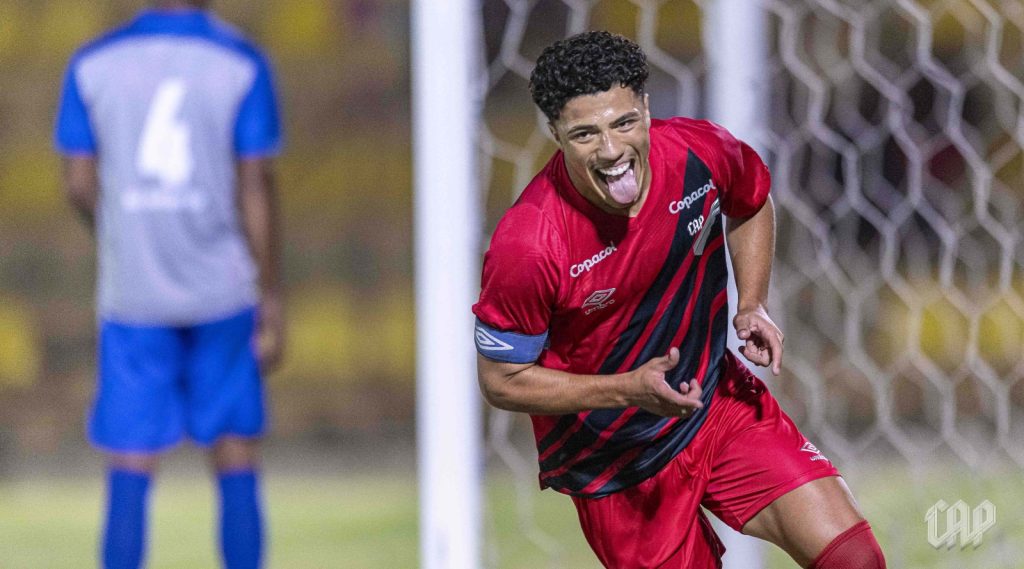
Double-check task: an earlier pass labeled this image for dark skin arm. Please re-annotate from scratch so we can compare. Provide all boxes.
[725,194,784,375]
[237,157,285,372]
[478,347,703,417]
[62,156,99,231]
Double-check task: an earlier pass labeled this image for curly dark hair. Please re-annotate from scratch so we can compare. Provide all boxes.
[529,31,649,121]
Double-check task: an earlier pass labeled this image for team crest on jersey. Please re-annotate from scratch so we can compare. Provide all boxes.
[474,327,513,351]
[583,288,616,315]
[800,441,830,462]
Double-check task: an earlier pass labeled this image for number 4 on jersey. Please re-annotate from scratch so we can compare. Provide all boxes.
[136,78,194,187]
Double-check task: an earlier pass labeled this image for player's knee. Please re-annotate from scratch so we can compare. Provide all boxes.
[809,520,885,569]
[108,452,160,473]
[211,436,260,472]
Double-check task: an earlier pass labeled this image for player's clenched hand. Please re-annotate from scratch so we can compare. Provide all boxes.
[733,305,784,375]
[628,347,704,418]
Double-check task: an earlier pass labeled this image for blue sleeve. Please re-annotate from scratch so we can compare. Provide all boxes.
[54,63,97,155]
[474,318,548,364]
[234,55,282,157]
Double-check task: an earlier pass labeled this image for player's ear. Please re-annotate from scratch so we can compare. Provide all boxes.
[642,93,651,126]
[547,121,562,145]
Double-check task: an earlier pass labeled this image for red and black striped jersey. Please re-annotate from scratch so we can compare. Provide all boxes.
[473,117,771,497]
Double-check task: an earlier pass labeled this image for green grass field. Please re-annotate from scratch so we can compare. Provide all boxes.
[0,464,1020,568]
[0,469,593,569]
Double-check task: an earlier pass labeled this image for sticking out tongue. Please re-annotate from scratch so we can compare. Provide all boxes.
[606,167,640,205]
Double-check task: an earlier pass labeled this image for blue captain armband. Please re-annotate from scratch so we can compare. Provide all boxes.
[474,319,548,364]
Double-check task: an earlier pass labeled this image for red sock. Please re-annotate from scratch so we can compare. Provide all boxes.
[809,520,886,569]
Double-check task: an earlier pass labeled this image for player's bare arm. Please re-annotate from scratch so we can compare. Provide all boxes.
[62,156,99,231]
[477,348,703,417]
[238,157,285,371]
[725,194,784,375]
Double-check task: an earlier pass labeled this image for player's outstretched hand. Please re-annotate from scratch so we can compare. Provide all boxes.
[733,305,784,375]
[628,347,704,418]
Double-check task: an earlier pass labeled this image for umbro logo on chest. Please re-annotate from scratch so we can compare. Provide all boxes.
[582,288,616,315]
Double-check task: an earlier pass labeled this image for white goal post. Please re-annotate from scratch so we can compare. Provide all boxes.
[706,1,770,566]
[413,1,483,568]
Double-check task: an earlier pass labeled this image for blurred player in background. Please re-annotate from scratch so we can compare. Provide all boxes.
[54,1,282,568]
[474,32,884,568]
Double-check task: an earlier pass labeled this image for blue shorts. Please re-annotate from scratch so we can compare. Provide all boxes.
[90,307,266,453]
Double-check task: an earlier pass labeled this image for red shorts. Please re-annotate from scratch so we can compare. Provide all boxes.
[571,352,840,568]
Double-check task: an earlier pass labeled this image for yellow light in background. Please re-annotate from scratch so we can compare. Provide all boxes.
[278,283,415,385]
[919,296,970,372]
[261,0,341,59]
[364,287,414,383]
[278,284,358,383]
[0,3,26,62]
[0,145,62,222]
[978,297,1024,374]
[0,296,41,389]
[37,2,105,64]
[883,280,1024,373]
[589,2,639,39]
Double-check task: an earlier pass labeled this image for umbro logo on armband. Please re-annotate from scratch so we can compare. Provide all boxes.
[474,326,514,351]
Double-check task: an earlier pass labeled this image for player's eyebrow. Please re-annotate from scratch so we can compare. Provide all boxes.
[565,123,598,137]
[611,110,641,126]
[565,110,641,136]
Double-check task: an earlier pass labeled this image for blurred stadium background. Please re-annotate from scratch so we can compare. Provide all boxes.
[1,1,422,567]
[0,0,415,462]
[1,0,1023,568]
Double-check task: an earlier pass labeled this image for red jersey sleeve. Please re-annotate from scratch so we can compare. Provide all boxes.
[668,118,771,218]
[473,203,565,340]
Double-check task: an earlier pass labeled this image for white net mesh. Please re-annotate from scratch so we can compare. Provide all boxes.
[477,1,1024,568]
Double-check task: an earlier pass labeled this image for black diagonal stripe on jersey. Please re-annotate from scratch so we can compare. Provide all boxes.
[596,149,714,376]
[535,151,715,459]
[538,245,727,475]
[609,247,728,442]
[595,293,731,496]
[545,298,731,497]
[534,413,581,460]
[640,230,727,389]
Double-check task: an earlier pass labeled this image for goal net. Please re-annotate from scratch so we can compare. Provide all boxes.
[474,1,1024,568]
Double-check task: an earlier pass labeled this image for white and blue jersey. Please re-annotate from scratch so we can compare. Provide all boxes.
[55,9,281,326]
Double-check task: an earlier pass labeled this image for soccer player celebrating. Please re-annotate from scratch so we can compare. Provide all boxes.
[474,32,885,568]
[54,2,282,568]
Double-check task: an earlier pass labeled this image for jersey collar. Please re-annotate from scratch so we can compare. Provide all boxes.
[132,8,213,34]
